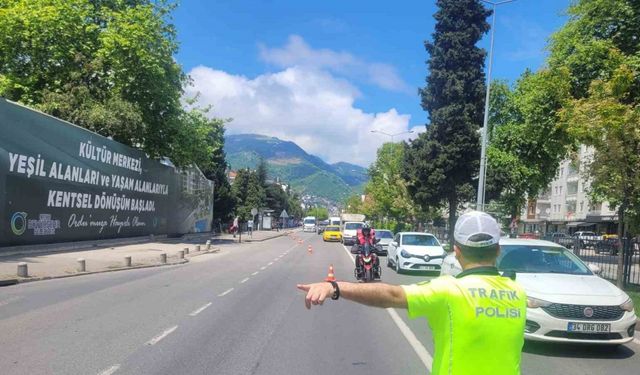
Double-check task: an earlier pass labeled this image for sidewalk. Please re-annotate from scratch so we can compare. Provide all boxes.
[0,229,296,284]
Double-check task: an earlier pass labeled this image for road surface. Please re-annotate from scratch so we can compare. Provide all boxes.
[0,232,638,374]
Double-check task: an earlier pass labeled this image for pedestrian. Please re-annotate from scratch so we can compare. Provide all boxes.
[297,211,527,375]
[231,216,239,238]
[248,219,253,236]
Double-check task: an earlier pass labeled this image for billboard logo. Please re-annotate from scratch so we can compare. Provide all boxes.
[28,214,61,236]
[11,212,27,236]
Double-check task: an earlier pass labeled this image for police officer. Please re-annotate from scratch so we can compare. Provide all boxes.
[297,211,527,375]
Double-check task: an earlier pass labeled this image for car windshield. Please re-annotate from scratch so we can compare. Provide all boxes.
[303,219,315,225]
[498,245,591,275]
[402,234,439,246]
[376,231,393,239]
[345,222,363,230]
[330,220,340,226]
[325,226,339,232]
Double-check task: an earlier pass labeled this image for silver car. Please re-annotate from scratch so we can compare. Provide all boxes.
[374,229,393,255]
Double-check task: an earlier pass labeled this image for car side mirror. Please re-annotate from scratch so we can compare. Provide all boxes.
[391,241,398,246]
[588,263,602,275]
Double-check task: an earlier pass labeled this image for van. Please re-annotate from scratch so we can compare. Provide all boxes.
[302,216,317,232]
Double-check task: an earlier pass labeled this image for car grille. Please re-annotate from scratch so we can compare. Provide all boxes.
[545,331,622,340]
[542,304,624,321]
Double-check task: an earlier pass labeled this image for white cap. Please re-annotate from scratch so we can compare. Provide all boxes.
[454,211,501,248]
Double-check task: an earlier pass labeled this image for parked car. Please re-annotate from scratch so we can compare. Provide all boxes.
[544,232,574,249]
[374,229,393,256]
[322,225,342,242]
[387,232,446,274]
[316,220,329,234]
[573,231,600,248]
[341,221,364,246]
[440,238,637,345]
[595,234,620,255]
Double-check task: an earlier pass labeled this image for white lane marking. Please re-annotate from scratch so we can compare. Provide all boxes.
[97,365,120,375]
[146,325,178,346]
[268,262,274,266]
[240,277,250,284]
[218,288,234,297]
[341,244,433,371]
[260,266,267,270]
[633,338,640,346]
[386,308,433,371]
[189,302,212,317]
[251,271,259,276]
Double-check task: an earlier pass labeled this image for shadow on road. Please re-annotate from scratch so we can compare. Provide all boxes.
[523,341,636,359]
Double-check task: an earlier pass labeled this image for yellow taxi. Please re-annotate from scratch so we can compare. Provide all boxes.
[323,226,342,242]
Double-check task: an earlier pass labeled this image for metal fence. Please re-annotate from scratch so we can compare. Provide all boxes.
[547,235,640,286]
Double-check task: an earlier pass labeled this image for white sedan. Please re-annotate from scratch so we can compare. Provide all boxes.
[387,232,446,273]
[441,238,637,345]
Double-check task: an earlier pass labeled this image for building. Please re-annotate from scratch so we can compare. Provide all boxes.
[521,146,618,235]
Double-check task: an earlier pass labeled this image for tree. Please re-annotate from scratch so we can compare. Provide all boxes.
[546,0,640,286]
[306,207,329,221]
[366,143,415,223]
[0,0,217,168]
[405,0,491,242]
[232,169,265,222]
[562,66,640,286]
[486,70,573,219]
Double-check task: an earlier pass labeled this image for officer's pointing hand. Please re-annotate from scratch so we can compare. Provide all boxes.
[297,283,332,309]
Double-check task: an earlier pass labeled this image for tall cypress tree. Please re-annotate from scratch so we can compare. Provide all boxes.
[404,0,491,242]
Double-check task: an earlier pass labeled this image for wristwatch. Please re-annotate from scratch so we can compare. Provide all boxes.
[328,281,340,300]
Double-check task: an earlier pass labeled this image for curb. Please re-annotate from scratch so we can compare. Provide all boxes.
[10,259,190,284]
[243,232,292,243]
[0,248,223,286]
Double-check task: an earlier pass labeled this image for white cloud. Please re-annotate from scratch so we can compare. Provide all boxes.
[259,35,411,93]
[186,65,412,167]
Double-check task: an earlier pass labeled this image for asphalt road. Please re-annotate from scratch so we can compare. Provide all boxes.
[0,231,638,375]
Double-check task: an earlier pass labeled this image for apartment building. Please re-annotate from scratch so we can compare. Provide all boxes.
[521,146,618,236]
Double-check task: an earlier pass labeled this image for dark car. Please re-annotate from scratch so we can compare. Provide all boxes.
[316,220,329,234]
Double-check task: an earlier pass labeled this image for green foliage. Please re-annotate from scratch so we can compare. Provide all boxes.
[0,0,222,170]
[306,207,329,221]
[405,0,490,240]
[486,69,573,217]
[562,66,640,231]
[365,143,415,222]
[232,169,265,222]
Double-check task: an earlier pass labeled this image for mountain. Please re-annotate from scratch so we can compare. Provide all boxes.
[224,134,368,202]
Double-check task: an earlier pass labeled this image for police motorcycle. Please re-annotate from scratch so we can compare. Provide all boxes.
[351,226,382,282]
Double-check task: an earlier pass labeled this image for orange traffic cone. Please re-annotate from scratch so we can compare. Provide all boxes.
[298,239,303,244]
[325,264,336,282]
[307,245,313,254]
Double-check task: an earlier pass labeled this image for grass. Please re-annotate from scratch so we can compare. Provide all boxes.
[627,289,640,313]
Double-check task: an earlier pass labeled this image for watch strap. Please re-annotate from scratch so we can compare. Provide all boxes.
[328,281,340,300]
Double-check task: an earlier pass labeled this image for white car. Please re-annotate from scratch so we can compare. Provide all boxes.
[387,232,446,273]
[440,238,637,345]
[342,221,364,246]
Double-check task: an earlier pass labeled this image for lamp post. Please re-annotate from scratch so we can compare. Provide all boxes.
[476,0,517,212]
[370,130,414,142]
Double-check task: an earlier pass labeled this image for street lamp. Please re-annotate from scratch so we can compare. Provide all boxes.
[477,0,517,212]
[370,130,414,142]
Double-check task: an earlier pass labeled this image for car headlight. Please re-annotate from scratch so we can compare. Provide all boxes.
[400,249,411,258]
[527,297,552,309]
[620,298,635,312]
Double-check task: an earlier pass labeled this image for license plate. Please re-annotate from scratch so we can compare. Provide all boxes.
[419,265,436,270]
[567,322,611,333]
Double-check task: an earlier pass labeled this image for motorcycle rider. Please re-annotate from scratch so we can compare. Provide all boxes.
[354,223,380,278]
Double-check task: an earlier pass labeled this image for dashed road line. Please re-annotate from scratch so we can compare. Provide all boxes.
[260,266,267,270]
[189,302,212,317]
[340,244,433,371]
[218,288,234,297]
[146,326,178,346]
[240,277,250,284]
[268,262,274,266]
[633,338,640,346]
[251,271,259,276]
[97,365,120,375]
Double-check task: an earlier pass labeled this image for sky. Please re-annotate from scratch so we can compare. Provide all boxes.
[173,0,571,167]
